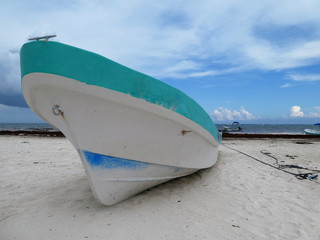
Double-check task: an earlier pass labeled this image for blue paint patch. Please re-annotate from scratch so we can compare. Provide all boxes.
[173,167,184,173]
[82,150,150,169]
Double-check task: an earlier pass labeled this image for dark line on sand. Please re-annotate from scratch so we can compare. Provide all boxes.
[0,130,64,137]
[222,144,320,184]
[222,133,320,139]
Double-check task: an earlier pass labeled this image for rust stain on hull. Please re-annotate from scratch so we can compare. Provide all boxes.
[181,130,192,136]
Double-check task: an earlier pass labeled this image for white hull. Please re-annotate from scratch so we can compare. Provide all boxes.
[304,129,320,135]
[23,73,219,205]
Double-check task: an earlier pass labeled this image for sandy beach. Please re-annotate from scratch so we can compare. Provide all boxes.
[1,135,320,240]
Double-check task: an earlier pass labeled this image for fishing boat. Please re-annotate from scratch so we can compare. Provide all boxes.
[20,36,221,205]
[222,121,242,132]
[304,123,320,135]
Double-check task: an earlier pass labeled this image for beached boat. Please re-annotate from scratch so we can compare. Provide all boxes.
[304,123,320,135]
[20,37,221,205]
[222,121,242,132]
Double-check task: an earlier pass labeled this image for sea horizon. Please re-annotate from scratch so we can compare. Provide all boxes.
[0,122,317,135]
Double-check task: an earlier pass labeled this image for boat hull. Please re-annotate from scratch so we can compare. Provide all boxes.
[22,73,219,205]
[304,129,320,135]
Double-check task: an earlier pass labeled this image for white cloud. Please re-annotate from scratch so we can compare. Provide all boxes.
[308,107,320,118]
[2,0,320,76]
[245,40,320,71]
[290,105,320,118]
[287,74,320,82]
[285,41,320,62]
[2,0,320,109]
[290,105,304,117]
[308,112,320,118]
[164,60,200,73]
[281,83,291,88]
[160,60,219,78]
[211,106,256,122]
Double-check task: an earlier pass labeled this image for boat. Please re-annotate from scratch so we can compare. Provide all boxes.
[304,123,320,135]
[20,37,221,205]
[222,121,242,132]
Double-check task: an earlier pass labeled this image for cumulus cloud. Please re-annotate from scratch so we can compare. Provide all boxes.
[211,107,256,122]
[289,105,320,118]
[290,105,304,117]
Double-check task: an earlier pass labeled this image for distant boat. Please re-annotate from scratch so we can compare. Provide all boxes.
[304,123,320,135]
[20,38,222,205]
[222,121,242,132]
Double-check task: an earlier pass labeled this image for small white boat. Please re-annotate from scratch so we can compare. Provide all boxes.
[21,37,221,205]
[304,123,320,135]
[222,121,242,132]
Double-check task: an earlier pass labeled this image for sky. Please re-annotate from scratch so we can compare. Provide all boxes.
[1,0,320,124]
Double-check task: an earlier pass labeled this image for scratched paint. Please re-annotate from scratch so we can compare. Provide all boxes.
[82,150,150,169]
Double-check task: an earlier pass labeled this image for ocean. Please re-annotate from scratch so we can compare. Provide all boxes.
[0,123,58,132]
[0,123,315,135]
[215,124,312,134]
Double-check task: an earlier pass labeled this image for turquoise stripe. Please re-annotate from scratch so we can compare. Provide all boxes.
[20,41,220,143]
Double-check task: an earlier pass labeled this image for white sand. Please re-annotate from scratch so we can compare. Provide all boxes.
[1,136,320,240]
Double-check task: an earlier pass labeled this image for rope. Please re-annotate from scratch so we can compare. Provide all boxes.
[222,144,320,184]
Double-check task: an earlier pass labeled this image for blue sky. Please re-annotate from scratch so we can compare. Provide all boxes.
[1,0,320,123]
